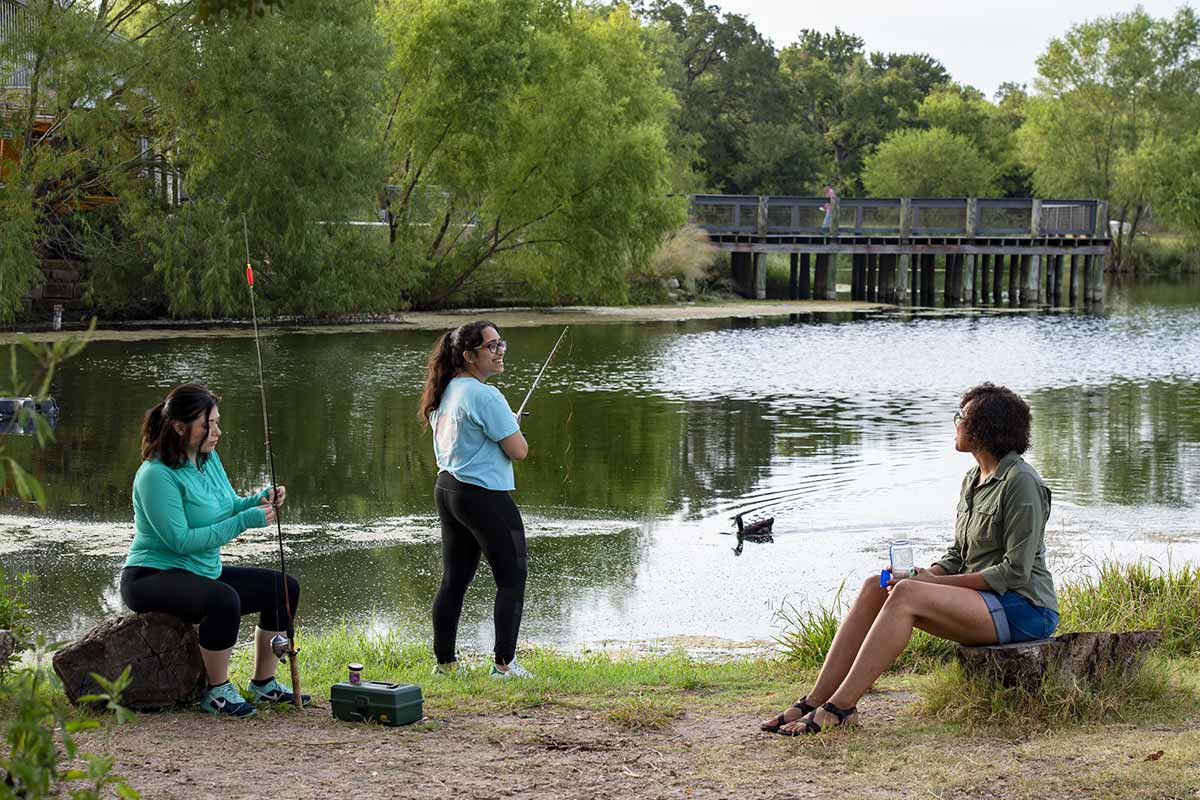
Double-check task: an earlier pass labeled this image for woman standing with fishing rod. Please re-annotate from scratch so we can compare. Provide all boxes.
[120,383,308,717]
[419,321,534,678]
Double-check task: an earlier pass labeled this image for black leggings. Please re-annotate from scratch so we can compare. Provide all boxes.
[432,472,527,665]
[120,565,300,650]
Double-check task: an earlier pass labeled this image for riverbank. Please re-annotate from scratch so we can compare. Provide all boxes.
[65,644,1200,800]
[0,299,887,344]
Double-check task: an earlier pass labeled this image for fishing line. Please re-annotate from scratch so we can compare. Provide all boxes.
[242,213,303,708]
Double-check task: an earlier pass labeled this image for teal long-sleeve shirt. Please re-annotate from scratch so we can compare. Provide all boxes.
[125,451,269,579]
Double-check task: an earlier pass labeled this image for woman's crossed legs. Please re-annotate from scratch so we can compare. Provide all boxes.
[768,573,996,734]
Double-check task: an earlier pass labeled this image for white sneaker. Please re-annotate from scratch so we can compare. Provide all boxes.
[489,660,534,679]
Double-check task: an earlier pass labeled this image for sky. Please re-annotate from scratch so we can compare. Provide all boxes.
[716,0,1195,98]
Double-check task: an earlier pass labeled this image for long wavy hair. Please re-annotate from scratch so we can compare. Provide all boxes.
[417,320,496,425]
[141,383,220,469]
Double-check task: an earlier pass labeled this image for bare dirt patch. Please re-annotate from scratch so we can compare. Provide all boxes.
[76,688,1200,800]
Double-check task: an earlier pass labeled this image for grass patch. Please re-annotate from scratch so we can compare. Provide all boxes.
[920,654,1199,731]
[603,693,684,730]
[229,625,784,713]
[1058,560,1200,657]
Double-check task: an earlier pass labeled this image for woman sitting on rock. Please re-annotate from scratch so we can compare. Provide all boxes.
[762,383,1058,735]
[120,383,306,718]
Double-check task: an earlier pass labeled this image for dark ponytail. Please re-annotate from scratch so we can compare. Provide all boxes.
[417,320,497,425]
[141,383,221,468]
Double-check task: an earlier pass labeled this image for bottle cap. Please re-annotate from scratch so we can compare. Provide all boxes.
[879,569,891,587]
[348,662,364,671]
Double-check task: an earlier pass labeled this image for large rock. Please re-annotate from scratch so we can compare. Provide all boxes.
[0,629,14,665]
[957,630,1161,690]
[52,613,205,710]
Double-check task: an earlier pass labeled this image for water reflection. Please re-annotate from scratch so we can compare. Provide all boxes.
[3,276,1199,646]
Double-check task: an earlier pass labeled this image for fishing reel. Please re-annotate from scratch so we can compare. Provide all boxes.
[270,633,292,661]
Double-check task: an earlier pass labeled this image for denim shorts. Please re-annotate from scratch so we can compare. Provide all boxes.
[977,590,1059,644]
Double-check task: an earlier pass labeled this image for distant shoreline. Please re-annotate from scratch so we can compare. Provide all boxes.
[1,300,887,344]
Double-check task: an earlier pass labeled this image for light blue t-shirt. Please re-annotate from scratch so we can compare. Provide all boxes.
[430,377,521,491]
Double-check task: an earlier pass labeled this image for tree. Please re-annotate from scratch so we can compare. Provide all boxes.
[0,0,160,320]
[918,84,1029,196]
[135,0,391,317]
[862,127,997,197]
[779,29,950,193]
[380,0,681,307]
[1018,7,1200,266]
[634,0,790,194]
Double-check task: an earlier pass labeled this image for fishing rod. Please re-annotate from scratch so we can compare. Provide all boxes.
[242,214,303,709]
[516,326,569,417]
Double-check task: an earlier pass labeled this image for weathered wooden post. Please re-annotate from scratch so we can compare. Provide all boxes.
[1008,253,1020,306]
[898,198,912,304]
[851,254,864,301]
[799,253,812,300]
[964,198,978,306]
[1025,200,1043,306]
[980,254,991,305]
[1068,254,1080,305]
[789,253,799,300]
[922,254,935,305]
[1087,200,1109,305]
[730,252,754,298]
[866,253,878,302]
[753,196,768,300]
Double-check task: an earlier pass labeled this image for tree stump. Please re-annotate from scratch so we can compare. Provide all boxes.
[957,630,1161,690]
[0,629,15,665]
[52,613,205,710]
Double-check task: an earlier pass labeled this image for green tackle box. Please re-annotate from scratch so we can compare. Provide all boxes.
[330,681,424,727]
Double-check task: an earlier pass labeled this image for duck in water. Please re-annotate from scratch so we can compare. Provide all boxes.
[732,513,774,556]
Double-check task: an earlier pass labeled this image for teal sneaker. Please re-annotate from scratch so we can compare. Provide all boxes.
[431,662,463,678]
[489,660,534,679]
[246,677,312,706]
[199,682,256,718]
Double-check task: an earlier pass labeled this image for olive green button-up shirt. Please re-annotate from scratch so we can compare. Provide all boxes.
[933,452,1058,612]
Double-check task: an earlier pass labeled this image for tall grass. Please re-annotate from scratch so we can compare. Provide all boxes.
[921,654,1197,730]
[1057,560,1200,657]
[775,560,1200,667]
[649,224,722,282]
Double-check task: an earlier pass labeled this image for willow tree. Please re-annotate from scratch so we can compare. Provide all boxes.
[1018,7,1200,267]
[0,0,159,319]
[135,0,390,317]
[862,128,997,198]
[379,0,682,307]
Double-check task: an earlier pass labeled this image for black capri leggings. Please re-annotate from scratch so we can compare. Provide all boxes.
[120,565,300,650]
[432,471,527,665]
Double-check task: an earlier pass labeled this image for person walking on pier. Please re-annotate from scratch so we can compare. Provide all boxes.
[821,185,837,230]
[419,321,533,678]
[760,383,1057,734]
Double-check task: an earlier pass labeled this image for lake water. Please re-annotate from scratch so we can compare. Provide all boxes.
[3,276,1199,653]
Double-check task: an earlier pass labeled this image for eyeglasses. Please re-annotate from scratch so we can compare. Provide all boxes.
[476,339,507,355]
[953,410,964,426]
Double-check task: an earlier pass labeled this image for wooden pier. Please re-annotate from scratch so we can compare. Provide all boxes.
[689,196,1112,307]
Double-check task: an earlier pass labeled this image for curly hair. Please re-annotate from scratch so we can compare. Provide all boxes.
[959,383,1031,457]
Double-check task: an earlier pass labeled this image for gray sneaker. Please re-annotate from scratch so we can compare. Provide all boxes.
[489,660,534,679]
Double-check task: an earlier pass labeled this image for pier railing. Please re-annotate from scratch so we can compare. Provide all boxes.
[689,195,1102,238]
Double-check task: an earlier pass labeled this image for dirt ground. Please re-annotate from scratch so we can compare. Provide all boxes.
[78,689,1200,800]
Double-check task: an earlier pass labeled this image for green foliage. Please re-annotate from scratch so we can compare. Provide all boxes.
[863,128,998,197]
[778,30,951,194]
[382,0,682,307]
[0,648,139,799]
[136,0,389,317]
[918,84,1029,196]
[0,574,32,670]
[1018,7,1200,263]
[1058,560,1200,657]
[0,188,42,322]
